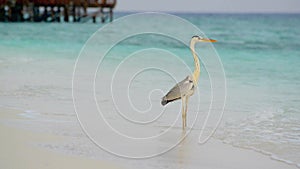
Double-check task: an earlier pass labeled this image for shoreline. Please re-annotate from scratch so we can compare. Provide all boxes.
[0,106,298,169]
[220,140,300,168]
[0,107,121,169]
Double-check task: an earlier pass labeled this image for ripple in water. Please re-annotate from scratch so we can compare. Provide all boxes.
[216,107,300,168]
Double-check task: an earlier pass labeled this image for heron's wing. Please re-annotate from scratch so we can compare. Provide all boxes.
[161,76,194,105]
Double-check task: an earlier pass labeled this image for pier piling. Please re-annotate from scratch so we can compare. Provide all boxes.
[0,0,116,23]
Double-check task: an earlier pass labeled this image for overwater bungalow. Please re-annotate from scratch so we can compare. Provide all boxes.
[0,0,116,22]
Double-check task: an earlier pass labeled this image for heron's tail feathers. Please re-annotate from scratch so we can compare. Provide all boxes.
[161,96,180,106]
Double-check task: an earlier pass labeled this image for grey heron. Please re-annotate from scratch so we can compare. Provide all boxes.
[161,36,217,129]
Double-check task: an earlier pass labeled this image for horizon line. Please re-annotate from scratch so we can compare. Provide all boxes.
[114,10,300,15]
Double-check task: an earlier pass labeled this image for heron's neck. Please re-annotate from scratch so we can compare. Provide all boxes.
[190,40,200,84]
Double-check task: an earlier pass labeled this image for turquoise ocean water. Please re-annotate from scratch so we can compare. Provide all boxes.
[0,13,300,167]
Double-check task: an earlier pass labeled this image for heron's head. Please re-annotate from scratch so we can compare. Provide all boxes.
[192,35,217,43]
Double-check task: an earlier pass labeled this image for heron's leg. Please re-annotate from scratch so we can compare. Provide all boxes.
[184,97,189,127]
[181,97,186,129]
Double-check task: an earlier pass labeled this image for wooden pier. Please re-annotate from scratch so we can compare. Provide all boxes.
[0,0,116,23]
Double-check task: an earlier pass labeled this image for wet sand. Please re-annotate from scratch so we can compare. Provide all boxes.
[0,108,121,169]
[0,107,298,169]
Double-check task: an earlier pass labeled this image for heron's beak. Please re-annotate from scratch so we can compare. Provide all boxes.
[202,38,217,43]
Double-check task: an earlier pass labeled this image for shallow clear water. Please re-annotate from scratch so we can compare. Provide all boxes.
[0,13,300,167]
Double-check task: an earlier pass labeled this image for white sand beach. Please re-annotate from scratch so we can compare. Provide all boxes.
[0,108,121,169]
[0,107,298,169]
